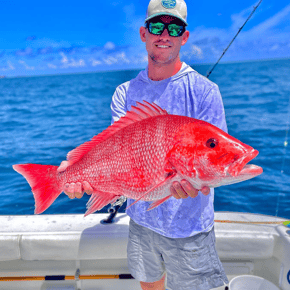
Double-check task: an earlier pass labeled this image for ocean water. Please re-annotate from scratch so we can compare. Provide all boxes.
[0,59,289,219]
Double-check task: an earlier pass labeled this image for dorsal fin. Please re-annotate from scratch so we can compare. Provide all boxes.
[61,101,168,170]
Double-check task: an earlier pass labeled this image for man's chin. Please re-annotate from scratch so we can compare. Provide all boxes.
[149,54,175,65]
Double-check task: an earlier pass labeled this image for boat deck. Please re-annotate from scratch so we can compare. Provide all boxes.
[0,211,289,289]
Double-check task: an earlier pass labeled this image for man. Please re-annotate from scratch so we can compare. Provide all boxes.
[64,0,229,289]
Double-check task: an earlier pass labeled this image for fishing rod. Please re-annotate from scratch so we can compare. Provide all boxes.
[206,0,263,78]
[0,274,134,282]
[215,220,290,226]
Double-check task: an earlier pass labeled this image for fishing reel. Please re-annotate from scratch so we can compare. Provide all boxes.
[100,196,127,224]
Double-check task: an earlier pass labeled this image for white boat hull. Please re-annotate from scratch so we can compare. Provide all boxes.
[0,212,289,290]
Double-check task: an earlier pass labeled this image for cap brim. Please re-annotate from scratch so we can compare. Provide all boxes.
[145,13,188,26]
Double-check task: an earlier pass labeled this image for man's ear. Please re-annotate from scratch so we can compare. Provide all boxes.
[140,26,146,43]
[181,30,190,46]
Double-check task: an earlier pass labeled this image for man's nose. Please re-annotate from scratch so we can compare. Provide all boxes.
[160,27,170,38]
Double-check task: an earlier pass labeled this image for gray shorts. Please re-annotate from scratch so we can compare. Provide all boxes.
[127,218,228,290]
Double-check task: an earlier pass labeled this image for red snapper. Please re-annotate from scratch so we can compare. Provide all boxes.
[13,101,263,216]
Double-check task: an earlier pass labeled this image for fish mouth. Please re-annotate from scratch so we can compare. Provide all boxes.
[227,149,263,177]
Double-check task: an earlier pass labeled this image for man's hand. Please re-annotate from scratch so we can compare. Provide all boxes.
[63,179,209,200]
[170,179,210,199]
[63,181,93,199]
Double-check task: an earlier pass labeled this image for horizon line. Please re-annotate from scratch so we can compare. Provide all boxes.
[1,56,289,80]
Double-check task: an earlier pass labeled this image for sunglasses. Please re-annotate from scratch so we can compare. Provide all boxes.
[145,21,186,37]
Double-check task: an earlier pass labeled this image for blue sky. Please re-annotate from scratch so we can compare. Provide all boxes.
[1,0,289,77]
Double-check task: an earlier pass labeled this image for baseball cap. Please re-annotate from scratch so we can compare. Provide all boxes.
[145,0,188,26]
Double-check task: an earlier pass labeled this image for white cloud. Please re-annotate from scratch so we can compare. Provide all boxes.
[191,45,203,59]
[89,58,102,66]
[0,60,15,71]
[131,54,147,64]
[189,26,228,44]
[47,63,57,69]
[69,59,85,68]
[15,47,34,57]
[30,38,72,49]
[142,55,148,63]
[181,44,204,60]
[270,44,279,51]
[60,52,69,64]
[230,4,254,32]
[59,52,86,68]
[104,41,116,50]
[100,52,130,66]
[19,60,34,70]
[183,4,290,62]
[103,56,118,65]
[78,59,86,67]
[116,52,130,63]
[8,61,15,70]
[4,3,289,75]
[245,4,290,38]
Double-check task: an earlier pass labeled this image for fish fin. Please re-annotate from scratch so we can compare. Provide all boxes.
[61,101,168,171]
[57,160,69,172]
[147,195,172,211]
[13,164,62,214]
[84,192,119,217]
[126,170,177,210]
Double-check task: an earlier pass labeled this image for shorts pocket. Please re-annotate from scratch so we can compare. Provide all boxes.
[178,245,211,273]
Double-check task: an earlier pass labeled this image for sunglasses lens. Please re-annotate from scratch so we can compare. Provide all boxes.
[147,21,185,37]
[168,24,183,37]
[149,22,165,35]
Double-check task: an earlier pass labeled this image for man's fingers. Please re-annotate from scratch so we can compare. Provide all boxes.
[64,183,75,199]
[201,186,210,196]
[83,181,93,195]
[74,182,83,199]
[64,183,70,192]
[170,185,181,199]
[63,181,93,199]
[63,183,70,196]
[180,179,199,198]
[171,181,188,199]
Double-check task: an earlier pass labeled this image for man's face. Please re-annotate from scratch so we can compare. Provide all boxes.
[140,15,190,65]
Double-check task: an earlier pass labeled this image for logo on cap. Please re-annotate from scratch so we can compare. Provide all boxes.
[161,0,176,9]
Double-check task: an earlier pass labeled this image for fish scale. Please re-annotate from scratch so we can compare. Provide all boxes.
[58,113,190,204]
[84,116,186,197]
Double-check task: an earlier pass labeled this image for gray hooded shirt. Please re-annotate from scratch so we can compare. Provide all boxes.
[110,62,227,238]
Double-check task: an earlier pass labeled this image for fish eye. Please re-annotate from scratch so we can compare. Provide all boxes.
[206,138,218,149]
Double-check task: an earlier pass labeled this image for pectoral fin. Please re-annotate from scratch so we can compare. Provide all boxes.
[147,195,172,211]
[85,192,120,216]
[126,170,177,210]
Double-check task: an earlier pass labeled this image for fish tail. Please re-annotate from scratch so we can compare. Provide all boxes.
[13,164,63,214]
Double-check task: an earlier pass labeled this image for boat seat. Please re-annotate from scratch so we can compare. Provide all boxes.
[0,214,130,261]
[0,213,279,262]
[215,231,275,260]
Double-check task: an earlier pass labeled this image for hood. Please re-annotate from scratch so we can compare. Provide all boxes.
[138,62,195,84]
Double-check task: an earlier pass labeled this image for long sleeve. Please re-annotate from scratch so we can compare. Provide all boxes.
[110,83,129,124]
